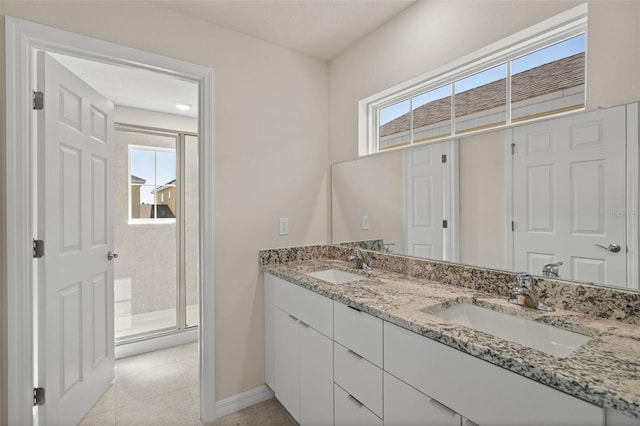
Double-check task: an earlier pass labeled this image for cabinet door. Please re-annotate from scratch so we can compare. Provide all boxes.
[265,273,276,389]
[299,324,334,426]
[275,307,300,422]
[606,409,640,426]
[384,372,461,426]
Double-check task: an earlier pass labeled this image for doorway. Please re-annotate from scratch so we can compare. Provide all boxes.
[5,16,215,424]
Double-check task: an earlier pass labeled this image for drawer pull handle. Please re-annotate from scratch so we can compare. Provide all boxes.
[348,305,362,312]
[347,394,364,408]
[429,399,457,417]
[288,314,298,321]
[346,349,363,360]
[299,320,310,328]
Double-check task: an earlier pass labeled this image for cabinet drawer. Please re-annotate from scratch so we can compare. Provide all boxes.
[384,372,461,426]
[334,301,383,367]
[334,384,382,426]
[334,342,383,418]
[274,275,332,338]
[384,322,603,425]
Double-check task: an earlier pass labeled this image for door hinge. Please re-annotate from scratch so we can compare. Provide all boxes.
[33,387,45,406]
[33,91,44,110]
[443,220,448,229]
[33,239,44,258]
[442,154,447,163]
[511,143,516,155]
[511,221,515,232]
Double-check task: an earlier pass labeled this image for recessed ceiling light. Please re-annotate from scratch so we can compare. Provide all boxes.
[175,103,191,111]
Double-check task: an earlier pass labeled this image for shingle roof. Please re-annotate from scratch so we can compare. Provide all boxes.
[380,52,585,138]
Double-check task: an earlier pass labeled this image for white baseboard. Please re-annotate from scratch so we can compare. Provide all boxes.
[115,328,198,359]
[215,385,275,418]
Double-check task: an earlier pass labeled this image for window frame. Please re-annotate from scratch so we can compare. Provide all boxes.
[360,4,588,156]
[127,143,177,224]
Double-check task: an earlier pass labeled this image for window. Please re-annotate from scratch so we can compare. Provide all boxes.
[366,10,587,154]
[129,147,177,221]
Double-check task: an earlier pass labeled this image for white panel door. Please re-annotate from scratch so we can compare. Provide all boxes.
[513,106,627,286]
[38,52,115,425]
[404,143,445,259]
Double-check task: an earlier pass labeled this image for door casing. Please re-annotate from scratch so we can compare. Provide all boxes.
[4,16,216,423]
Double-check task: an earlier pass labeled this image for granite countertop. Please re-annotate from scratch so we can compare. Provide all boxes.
[262,258,640,419]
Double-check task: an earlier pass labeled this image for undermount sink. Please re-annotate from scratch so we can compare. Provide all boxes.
[431,303,590,358]
[306,269,365,285]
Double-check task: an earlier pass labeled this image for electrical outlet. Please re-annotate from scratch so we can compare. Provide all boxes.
[362,215,369,230]
[279,218,289,235]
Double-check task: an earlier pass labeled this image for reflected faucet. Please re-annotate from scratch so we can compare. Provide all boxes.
[508,272,554,312]
[348,247,372,271]
[542,262,563,278]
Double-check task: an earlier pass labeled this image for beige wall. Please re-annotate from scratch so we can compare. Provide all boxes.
[328,1,640,164]
[459,132,507,269]
[0,1,329,408]
[332,151,404,250]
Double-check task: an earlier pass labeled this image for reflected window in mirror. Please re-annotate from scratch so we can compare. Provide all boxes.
[454,64,507,134]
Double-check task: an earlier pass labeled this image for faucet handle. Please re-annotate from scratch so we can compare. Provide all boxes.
[515,272,533,288]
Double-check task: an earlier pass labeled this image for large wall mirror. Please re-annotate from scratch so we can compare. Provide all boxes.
[332,103,639,290]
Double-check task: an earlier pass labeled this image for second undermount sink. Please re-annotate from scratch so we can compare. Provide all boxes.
[306,269,365,285]
[431,303,590,358]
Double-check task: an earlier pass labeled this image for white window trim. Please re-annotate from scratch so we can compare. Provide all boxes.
[127,144,177,224]
[358,3,588,156]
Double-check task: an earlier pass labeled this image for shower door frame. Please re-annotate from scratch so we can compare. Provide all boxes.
[115,124,199,342]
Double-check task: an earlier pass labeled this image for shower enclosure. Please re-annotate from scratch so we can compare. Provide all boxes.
[114,124,199,341]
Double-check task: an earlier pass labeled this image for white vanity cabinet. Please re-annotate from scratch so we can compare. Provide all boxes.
[384,321,603,425]
[265,272,614,426]
[265,273,333,425]
[606,409,640,426]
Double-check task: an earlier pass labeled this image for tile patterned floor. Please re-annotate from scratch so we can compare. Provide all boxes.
[79,343,294,425]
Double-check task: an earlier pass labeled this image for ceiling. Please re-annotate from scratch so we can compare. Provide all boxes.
[51,53,200,118]
[158,0,415,61]
[50,0,415,118]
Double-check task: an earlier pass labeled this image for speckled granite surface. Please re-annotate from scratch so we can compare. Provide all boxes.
[259,245,640,419]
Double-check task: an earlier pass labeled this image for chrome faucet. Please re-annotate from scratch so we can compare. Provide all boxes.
[542,262,563,278]
[348,247,371,271]
[508,272,554,312]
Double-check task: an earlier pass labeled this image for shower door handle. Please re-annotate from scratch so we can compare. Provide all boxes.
[107,251,119,261]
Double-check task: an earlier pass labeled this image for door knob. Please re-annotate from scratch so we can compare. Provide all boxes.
[595,243,621,253]
[107,251,119,261]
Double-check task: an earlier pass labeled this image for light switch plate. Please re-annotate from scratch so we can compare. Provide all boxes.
[279,218,289,235]
[362,215,369,230]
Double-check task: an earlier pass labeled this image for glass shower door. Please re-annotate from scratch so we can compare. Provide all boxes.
[114,125,198,341]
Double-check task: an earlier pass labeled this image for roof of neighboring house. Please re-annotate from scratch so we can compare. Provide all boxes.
[151,204,175,219]
[380,52,585,138]
[131,175,146,185]
[151,179,177,194]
